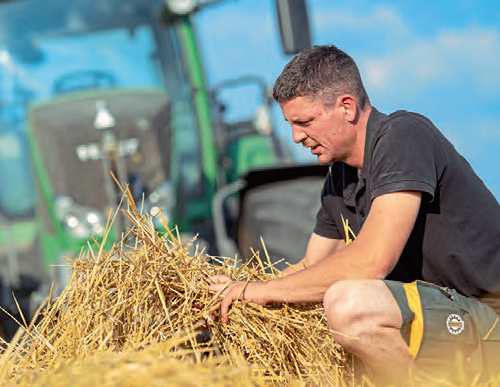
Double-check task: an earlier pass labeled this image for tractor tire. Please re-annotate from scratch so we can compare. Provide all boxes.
[237,176,324,271]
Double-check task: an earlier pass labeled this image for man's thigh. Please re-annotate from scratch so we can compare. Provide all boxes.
[383,280,500,379]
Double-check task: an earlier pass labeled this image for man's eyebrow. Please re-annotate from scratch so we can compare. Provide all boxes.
[289,118,311,124]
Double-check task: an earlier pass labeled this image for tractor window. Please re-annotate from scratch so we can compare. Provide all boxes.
[1,26,162,102]
[0,131,35,219]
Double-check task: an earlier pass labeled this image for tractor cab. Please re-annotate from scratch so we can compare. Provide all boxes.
[0,0,211,278]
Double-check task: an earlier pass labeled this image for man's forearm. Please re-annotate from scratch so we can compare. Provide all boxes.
[247,241,390,305]
[280,260,307,276]
[280,236,346,276]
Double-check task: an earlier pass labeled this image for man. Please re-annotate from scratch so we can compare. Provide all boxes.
[210,45,500,380]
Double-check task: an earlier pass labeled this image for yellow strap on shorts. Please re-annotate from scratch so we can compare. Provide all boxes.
[483,317,499,340]
[403,282,424,358]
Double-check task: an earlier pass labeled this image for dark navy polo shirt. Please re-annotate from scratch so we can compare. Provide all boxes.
[314,107,500,302]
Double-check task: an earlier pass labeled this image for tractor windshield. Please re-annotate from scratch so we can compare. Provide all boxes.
[0,0,166,99]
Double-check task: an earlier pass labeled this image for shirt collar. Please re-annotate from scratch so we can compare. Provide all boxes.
[361,107,387,173]
[338,107,387,208]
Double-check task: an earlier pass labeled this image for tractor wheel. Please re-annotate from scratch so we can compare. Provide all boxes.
[237,176,324,271]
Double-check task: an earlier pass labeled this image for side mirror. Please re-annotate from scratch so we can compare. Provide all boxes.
[275,0,312,55]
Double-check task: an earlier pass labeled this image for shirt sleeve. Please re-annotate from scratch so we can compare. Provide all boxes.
[369,113,442,201]
[312,163,354,240]
[313,199,344,239]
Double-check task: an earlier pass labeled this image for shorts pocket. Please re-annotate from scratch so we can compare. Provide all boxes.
[419,307,478,361]
[414,282,479,369]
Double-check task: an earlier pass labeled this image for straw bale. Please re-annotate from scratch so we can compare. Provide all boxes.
[0,334,278,387]
[0,186,349,385]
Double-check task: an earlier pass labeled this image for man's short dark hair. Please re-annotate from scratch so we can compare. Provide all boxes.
[272,45,369,108]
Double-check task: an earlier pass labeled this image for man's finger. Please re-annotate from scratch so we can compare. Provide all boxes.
[220,294,234,323]
[209,282,228,294]
[209,274,231,284]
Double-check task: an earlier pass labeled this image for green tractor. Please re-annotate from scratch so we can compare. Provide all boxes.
[0,0,327,336]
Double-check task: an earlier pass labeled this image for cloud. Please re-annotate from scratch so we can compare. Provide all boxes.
[311,2,411,51]
[361,27,500,98]
[313,3,409,39]
[311,2,500,101]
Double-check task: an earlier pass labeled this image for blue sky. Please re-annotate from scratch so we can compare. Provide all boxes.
[195,0,500,199]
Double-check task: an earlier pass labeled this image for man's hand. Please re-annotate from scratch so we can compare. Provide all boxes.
[209,275,267,323]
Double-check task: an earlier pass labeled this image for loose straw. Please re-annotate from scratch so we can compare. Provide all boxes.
[0,184,348,386]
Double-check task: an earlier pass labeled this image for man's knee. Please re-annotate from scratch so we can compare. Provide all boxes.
[324,280,362,324]
[323,280,373,336]
[323,279,401,340]
[324,279,387,315]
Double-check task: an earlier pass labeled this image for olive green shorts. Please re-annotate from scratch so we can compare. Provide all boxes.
[384,280,500,378]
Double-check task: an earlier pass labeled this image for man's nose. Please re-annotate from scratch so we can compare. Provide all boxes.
[292,126,307,144]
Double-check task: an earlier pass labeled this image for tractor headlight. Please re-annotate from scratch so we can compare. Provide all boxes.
[165,0,197,14]
[55,196,106,239]
[142,181,175,228]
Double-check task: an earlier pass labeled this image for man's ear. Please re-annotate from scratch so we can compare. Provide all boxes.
[337,95,357,122]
